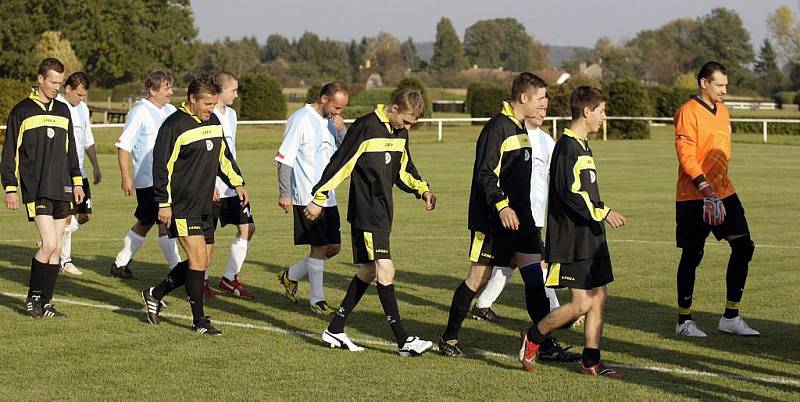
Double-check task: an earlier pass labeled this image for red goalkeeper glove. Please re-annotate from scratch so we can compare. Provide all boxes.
[700,185,726,226]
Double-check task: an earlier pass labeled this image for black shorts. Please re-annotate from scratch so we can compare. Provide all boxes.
[469,226,541,267]
[167,215,215,245]
[351,226,390,264]
[134,187,159,225]
[75,178,92,215]
[293,205,341,246]
[676,193,750,249]
[25,197,73,222]
[545,255,614,290]
[212,196,254,228]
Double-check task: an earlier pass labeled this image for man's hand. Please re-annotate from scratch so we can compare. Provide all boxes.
[5,192,19,210]
[700,185,726,226]
[93,169,103,185]
[278,196,291,214]
[499,207,519,231]
[422,191,437,211]
[158,206,172,227]
[212,188,220,202]
[73,185,85,204]
[304,202,323,223]
[605,209,626,229]
[121,175,134,196]
[331,114,346,132]
[235,186,250,207]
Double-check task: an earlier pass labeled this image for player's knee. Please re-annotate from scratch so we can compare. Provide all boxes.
[679,247,704,270]
[77,214,90,225]
[325,244,341,258]
[730,235,755,262]
[39,240,58,257]
[575,298,593,315]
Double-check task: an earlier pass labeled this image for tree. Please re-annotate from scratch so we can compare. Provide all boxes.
[263,34,291,62]
[400,38,420,70]
[288,32,350,83]
[429,17,467,71]
[463,18,549,71]
[754,39,784,95]
[238,73,286,120]
[626,18,697,85]
[769,4,800,63]
[31,31,83,76]
[191,37,261,78]
[590,37,638,82]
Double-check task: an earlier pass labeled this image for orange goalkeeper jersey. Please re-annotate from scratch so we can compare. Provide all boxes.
[674,96,735,202]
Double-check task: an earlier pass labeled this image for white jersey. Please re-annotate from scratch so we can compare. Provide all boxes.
[528,127,555,227]
[275,104,338,207]
[57,95,94,178]
[214,106,239,198]
[115,99,176,189]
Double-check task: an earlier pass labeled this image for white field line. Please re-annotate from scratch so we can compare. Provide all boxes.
[1,291,798,387]
[0,237,797,250]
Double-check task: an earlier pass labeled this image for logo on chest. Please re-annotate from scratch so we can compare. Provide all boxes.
[524,149,531,161]
[47,128,55,139]
[206,140,214,151]
[385,152,392,164]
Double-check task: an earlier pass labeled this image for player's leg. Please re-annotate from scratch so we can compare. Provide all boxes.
[27,212,62,317]
[439,261,493,357]
[470,265,512,322]
[675,200,711,336]
[577,285,622,377]
[157,222,181,268]
[178,233,219,335]
[307,206,342,312]
[278,206,313,301]
[322,262,374,351]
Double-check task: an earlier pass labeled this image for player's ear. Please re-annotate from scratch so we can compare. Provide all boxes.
[582,105,591,119]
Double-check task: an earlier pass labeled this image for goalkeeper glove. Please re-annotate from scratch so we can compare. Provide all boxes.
[700,185,726,226]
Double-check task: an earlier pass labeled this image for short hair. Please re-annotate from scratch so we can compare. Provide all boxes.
[187,75,221,100]
[697,61,727,87]
[38,58,65,77]
[511,72,547,102]
[65,72,90,90]
[391,89,425,118]
[144,69,173,94]
[320,82,349,99]
[215,71,238,87]
[570,86,609,120]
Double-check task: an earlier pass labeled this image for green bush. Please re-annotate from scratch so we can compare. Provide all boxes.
[547,74,603,119]
[111,82,142,103]
[0,78,31,144]
[392,77,431,119]
[238,73,287,120]
[649,86,694,117]
[341,105,375,120]
[605,80,653,139]
[465,82,507,123]
[349,88,394,107]
[304,83,322,104]
[732,119,800,135]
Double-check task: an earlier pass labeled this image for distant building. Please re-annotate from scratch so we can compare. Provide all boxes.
[534,68,571,85]
[366,73,383,89]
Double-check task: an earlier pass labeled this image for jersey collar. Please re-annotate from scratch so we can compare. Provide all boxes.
[29,88,54,112]
[180,102,202,123]
[374,104,393,132]
[500,100,523,129]
[691,95,718,115]
[562,128,588,150]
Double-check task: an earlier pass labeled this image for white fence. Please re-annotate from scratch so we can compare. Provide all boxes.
[2,116,798,143]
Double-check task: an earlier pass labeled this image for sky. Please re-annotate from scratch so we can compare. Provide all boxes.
[192,0,794,48]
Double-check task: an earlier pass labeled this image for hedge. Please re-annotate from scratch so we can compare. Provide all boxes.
[238,73,286,120]
[465,82,507,122]
[349,88,394,107]
[605,80,652,139]
[0,79,31,144]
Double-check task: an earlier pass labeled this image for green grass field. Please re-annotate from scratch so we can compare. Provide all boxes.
[1,125,798,401]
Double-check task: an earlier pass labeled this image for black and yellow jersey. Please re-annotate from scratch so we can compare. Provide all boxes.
[152,104,244,218]
[544,128,610,263]
[468,100,533,233]
[311,105,430,232]
[1,89,82,203]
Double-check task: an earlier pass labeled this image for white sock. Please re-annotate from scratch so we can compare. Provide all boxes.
[287,256,308,281]
[542,266,560,310]
[224,236,249,281]
[204,269,209,281]
[158,235,181,268]
[114,229,145,267]
[307,257,325,305]
[475,266,513,309]
[60,226,73,264]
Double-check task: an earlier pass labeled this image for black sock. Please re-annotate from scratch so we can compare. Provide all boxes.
[526,323,547,344]
[185,270,205,322]
[677,247,703,323]
[582,347,601,367]
[41,263,60,303]
[376,283,408,347]
[152,260,189,299]
[328,275,370,334]
[442,281,477,342]
[725,236,754,318]
[519,262,550,323]
[28,258,47,299]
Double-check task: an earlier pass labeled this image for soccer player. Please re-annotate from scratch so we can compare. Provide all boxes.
[308,89,436,356]
[439,73,574,361]
[519,86,626,377]
[205,71,256,300]
[111,69,181,279]
[56,72,102,276]
[469,97,562,322]
[141,75,248,335]
[276,82,349,314]
[673,61,758,337]
[1,58,85,318]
